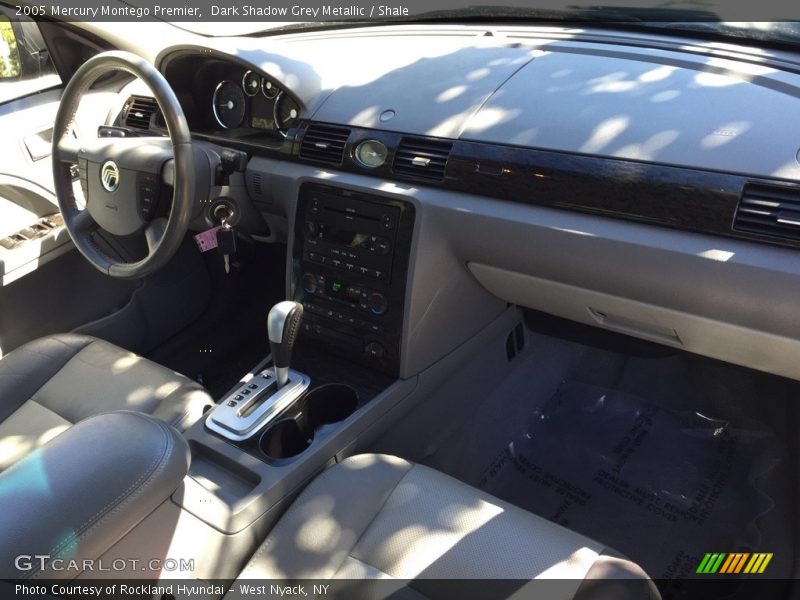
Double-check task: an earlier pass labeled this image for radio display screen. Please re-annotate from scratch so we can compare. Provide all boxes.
[323,226,370,249]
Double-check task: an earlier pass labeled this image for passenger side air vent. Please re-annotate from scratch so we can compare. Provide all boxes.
[392,137,452,181]
[299,123,351,165]
[734,183,800,241]
[123,96,158,130]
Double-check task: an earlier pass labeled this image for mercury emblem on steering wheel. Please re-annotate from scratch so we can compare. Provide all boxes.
[100,160,120,192]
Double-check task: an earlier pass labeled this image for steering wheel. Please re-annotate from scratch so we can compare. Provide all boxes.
[52,51,195,279]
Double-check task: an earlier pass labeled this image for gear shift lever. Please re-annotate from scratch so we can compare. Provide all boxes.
[206,300,310,441]
[268,301,303,388]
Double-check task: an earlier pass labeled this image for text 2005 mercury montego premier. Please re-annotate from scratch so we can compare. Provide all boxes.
[1,1,800,599]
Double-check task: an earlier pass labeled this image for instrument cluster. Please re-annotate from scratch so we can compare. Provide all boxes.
[211,69,300,137]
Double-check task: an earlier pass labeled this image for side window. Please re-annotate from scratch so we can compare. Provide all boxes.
[0,10,60,103]
[0,15,21,78]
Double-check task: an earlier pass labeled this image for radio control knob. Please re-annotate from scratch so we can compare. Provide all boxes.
[367,291,388,315]
[302,273,318,294]
[365,341,385,359]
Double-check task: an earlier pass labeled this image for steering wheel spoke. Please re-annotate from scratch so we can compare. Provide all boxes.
[72,209,99,235]
[55,135,81,164]
[144,218,167,253]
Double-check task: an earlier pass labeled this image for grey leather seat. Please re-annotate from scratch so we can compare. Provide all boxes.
[236,454,660,599]
[0,411,191,580]
[0,333,213,472]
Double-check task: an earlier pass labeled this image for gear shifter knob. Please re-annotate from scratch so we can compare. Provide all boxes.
[268,301,303,388]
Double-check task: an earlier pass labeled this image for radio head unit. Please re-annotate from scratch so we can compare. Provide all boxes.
[292,184,415,376]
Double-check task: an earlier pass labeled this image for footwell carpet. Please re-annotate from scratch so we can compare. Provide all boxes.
[472,381,780,591]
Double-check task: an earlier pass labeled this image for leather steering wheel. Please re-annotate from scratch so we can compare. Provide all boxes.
[52,51,194,279]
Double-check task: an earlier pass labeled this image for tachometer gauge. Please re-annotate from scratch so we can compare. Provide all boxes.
[242,70,260,96]
[273,92,299,136]
[212,80,246,129]
[261,78,279,99]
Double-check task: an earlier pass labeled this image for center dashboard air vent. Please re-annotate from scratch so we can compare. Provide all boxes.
[734,182,800,242]
[392,137,452,181]
[299,123,351,165]
[123,96,158,130]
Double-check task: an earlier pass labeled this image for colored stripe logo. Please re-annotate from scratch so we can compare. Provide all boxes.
[696,552,773,574]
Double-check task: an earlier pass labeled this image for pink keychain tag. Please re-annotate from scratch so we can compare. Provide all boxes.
[194,226,222,252]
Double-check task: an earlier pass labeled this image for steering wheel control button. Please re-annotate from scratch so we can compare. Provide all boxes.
[78,159,89,198]
[100,160,120,192]
[137,173,160,220]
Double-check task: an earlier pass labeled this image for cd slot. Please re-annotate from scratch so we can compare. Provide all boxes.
[323,205,380,222]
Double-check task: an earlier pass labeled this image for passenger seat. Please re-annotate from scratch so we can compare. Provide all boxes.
[236,454,660,599]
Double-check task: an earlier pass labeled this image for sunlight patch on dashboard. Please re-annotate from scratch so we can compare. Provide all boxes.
[579,116,629,154]
[464,107,521,134]
[650,90,681,103]
[613,130,680,161]
[436,85,468,103]
[638,65,678,83]
[700,121,751,149]
[698,249,735,262]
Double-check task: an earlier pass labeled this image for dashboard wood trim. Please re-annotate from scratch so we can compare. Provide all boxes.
[283,121,800,251]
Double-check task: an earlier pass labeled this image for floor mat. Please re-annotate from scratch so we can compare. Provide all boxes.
[474,380,779,584]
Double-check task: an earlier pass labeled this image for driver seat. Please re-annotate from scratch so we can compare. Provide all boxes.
[0,333,213,473]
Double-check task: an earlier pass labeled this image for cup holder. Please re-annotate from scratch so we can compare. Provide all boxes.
[259,384,359,460]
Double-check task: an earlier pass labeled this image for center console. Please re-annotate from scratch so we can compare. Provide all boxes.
[204,184,415,447]
[173,183,416,539]
[292,183,416,375]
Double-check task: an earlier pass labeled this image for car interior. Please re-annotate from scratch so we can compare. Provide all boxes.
[1,6,799,599]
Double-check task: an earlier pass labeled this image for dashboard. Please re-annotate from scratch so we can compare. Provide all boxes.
[105,24,800,382]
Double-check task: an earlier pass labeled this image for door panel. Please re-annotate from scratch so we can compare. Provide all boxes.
[0,16,140,354]
[0,248,140,356]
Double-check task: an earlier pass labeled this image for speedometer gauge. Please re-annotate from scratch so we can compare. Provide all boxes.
[212,80,246,129]
[242,70,260,96]
[273,92,299,136]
